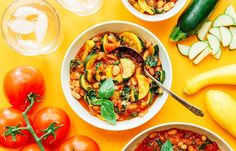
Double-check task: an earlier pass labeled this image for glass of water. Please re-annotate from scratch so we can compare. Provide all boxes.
[1,0,62,56]
[56,0,104,16]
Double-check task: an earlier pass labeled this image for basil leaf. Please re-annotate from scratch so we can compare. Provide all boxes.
[161,140,173,151]
[98,78,114,99]
[101,99,116,125]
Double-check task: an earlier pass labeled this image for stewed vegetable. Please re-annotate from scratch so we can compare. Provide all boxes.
[135,128,220,151]
[129,0,177,15]
[69,31,165,124]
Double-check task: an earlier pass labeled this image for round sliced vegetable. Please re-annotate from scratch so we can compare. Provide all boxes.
[120,58,136,81]
[220,26,232,47]
[3,66,45,110]
[193,47,211,65]
[229,27,236,50]
[33,107,70,146]
[189,41,208,60]
[177,44,189,56]
[197,21,212,41]
[136,75,150,100]
[58,135,100,151]
[213,14,235,27]
[225,5,236,23]
[207,34,220,55]
[119,32,143,53]
[0,108,31,148]
[209,27,221,42]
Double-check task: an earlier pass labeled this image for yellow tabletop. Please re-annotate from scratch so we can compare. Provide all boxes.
[0,0,236,150]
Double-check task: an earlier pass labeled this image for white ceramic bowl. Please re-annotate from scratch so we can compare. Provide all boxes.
[122,122,233,151]
[121,0,187,22]
[61,21,172,131]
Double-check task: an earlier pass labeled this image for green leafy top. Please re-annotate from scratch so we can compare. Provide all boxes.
[98,78,115,99]
[161,140,173,151]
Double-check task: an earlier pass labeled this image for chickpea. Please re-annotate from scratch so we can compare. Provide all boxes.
[157,0,164,9]
[188,146,194,151]
[97,52,105,61]
[149,132,157,138]
[164,2,175,12]
[140,101,147,109]
[130,77,137,86]
[70,72,80,80]
[168,129,177,135]
[164,2,171,12]
[149,68,155,76]
[92,36,100,42]
[101,75,107,80]
[72,91,81,100]
[92,82,99,89]
[158,88,164,94]
[112,65,121,76]
[178,142,183,147]
[127,103,138,111]
[201,135,207,141]
[181,144,187,150]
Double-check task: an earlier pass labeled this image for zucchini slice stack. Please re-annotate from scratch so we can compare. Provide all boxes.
[177,5,236,65]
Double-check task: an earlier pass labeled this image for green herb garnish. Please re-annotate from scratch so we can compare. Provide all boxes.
[145,55,157,67]
[161,140,173,151]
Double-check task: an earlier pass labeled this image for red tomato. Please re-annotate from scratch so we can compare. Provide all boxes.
[20,143,50,151]
[0,108,31,148]
[58,135,100,151]
[3,66,45,110]
[33,107,70,146]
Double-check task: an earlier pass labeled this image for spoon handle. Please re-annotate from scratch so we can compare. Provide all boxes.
[145,69,204,117]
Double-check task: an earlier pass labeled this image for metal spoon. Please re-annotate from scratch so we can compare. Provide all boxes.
[114,47,204,117]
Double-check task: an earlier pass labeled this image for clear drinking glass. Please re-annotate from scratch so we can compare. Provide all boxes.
[1,0,62,56]
[56,0,104,16]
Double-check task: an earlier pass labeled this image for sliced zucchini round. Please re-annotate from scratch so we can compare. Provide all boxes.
[85,69,95,83]
[197,21,212,41]
[229,27,236,50]
[84,53,98,69]
[119,32,143,53]
[213,14,235,27]
[81,40,95,62]
[136,75,150,100]
[207,34,220,55]
[209,28,222,42]
[189,41,209,60]
[177,44,190,57]
[80,74,90,90]
[120,58,136,81]
[225,5,236,23]
[220,26,232,47]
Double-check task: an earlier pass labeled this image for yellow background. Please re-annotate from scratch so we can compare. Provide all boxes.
[0,0,236,150]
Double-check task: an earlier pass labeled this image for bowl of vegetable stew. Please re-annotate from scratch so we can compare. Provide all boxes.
[122,0,188,22]
[122,122,233,151]
[61,21,172,131]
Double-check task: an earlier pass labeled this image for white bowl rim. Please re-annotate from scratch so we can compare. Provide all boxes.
[122,122,233,150]
[121,0,188,22]
[61,20,172,131]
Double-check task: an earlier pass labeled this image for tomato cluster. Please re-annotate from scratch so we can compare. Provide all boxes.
[0,66,100,151]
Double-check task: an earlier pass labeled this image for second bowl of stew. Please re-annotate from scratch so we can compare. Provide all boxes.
[61,21,172,131]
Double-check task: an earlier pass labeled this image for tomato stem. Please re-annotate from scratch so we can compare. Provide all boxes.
[22,93,45,151]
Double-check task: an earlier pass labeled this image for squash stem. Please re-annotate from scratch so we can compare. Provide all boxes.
[169,26,187,42]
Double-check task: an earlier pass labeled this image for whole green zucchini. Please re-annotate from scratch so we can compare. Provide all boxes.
[170,0,219,42]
